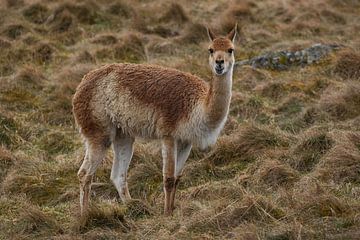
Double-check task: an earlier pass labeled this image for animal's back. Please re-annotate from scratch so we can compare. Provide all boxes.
[73,63,209,139]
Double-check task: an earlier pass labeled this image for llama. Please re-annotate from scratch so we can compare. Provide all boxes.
[72,25,237,215]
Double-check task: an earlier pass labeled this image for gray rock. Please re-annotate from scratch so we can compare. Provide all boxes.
[235,43,343,70]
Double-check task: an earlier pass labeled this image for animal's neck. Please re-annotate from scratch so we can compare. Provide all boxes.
[205,67,233,129]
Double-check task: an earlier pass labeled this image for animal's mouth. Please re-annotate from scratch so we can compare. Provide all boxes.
[215,66,224,75]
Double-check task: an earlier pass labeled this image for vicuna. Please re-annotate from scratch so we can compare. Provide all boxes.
[72,25,237,215]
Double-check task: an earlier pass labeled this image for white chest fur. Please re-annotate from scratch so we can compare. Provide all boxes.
[175,103,228,150]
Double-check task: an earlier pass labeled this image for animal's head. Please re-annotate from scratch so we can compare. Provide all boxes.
[207,24,237,76]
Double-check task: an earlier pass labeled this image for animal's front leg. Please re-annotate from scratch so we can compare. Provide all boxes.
[161,137,176,215]
[169,141,192,210]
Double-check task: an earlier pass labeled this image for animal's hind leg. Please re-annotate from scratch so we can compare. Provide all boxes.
[161,137,176,215]
[111,130,134,202]
[78,138,108,215]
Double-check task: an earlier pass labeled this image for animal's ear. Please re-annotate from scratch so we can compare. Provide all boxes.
[226,23,237,42]
[207,27,216,41]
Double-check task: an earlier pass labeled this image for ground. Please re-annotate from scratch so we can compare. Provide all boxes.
[0,0,360,239]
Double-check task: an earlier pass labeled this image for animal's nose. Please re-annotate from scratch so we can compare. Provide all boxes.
[215,59,224,65]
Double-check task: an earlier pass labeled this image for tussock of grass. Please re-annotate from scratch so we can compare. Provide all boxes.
[52,2,104,25]
[178,22,207,44]
[234,66,269,91]
[114,33,146,62]
[320,82,360,120]
[2,158,78,205]
[252,160,299,187]
[159,3,189,24]
[257,82,286,100]
[74,50,96,64]
[77,202,130,233]
[47,9,74,33]
[334,51,360,80]
[124,199,154,219]
[275,95,305,117]
[96,33,146,63]
[289,130,333,172]
[219,1,253,32]
[206,124,289,166]
[188,181,244,201]
[14,65,46,89]
[33,42,54,64]
[106,2,134,18]
[315,132,360,183]
[37,131,76,155]
[188,194,284,234]
[15,205,63,235]
[91,34,117,45]
[0,146,15,182]
[320,9,346,24]
[6,0,23,8]
[2,24,27,40]
[0,37,11,49]
[22,3,49,24]
[0,112,17,147]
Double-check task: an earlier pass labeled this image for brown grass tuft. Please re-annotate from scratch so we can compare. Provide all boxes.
[304,195,350,217]
[334,51,360,80]
[74,50,96,64]
[91,34,117,45]
[178,22,207,44]
[219,1,253,32]
[0,111,17,147]
[0,146,15,182]
[289,130,333,172]
[2,157,78,205]
[253,160,299,187]
[22,3,49,24]
[114,33,146,63]
[206,124,289,166]
[320,82,360,120]
[52,2,102,25]
[15,205,63,235]
[0,37,11,49]
[257,82,286,100]
[2,24,27,40]
[14,66,46,89]
[77,203,130,233]
[6,0,23,8]
[315,132,360,183]
[188,194,284,234]
[106,2,134,18]
[159,3,189,24]
[33,42,54,64]
[124,199,154,219]
[47,9,74,33]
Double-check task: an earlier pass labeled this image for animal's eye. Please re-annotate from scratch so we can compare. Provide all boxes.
[228,48,234,54]
[208,48,214,54]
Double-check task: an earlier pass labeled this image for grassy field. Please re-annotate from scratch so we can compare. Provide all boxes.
[1,0,360,239]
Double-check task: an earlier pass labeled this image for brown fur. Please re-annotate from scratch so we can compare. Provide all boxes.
[72,66,113,145]
[73,63,208,136]
[211,37,234,51]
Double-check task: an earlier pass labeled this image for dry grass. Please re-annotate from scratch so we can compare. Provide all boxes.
[334,50,360,80]
[1,0,360,239]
